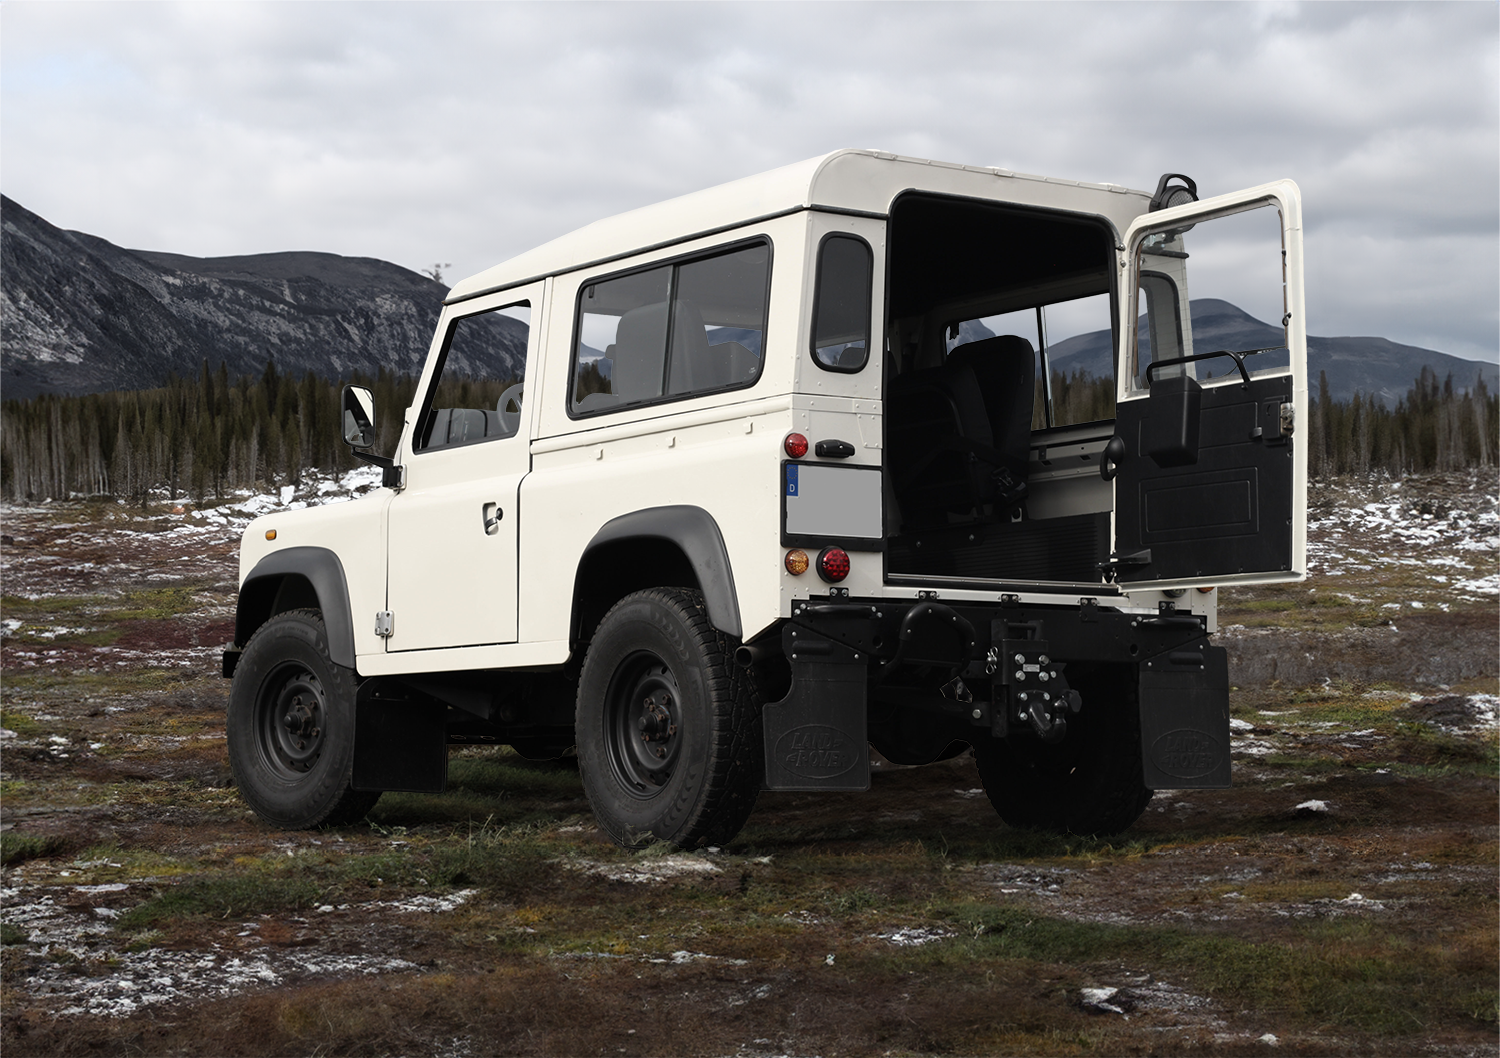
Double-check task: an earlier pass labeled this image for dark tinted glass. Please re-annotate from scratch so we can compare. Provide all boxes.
[571,242,769,416]
[812,235,872,371]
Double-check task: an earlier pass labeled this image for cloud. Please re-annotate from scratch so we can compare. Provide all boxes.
[3,0,1495,360]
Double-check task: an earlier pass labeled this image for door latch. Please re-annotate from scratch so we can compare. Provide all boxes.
[482,502,503,535]
[374,611,394,638]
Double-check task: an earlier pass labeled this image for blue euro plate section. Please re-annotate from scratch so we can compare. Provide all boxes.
[786,463,798,496]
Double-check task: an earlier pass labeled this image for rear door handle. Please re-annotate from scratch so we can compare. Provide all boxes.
[482,502,503,535]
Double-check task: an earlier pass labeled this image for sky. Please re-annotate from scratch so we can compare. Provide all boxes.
[3,1,1496,363]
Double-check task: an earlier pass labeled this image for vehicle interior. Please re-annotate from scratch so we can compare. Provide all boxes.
[882,192,1120,588]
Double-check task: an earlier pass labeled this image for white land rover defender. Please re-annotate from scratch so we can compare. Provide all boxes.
[224,150,1307,847]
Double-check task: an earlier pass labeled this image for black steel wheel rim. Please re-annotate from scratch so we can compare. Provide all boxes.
[605,651,683,798]
[256,662,328,777]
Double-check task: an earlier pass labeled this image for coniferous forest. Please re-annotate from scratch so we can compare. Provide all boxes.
[0,360,1493,504]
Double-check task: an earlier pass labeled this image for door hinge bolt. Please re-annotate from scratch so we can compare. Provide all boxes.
[375,611,394,637]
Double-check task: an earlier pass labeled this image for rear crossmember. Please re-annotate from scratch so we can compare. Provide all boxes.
[758,595,1230,794]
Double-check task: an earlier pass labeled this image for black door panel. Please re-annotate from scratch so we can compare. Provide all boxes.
[1115,376,1294,582]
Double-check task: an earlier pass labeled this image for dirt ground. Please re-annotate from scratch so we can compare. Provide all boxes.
[1,471,1496,1057]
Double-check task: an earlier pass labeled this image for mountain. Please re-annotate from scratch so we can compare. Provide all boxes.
[3,197,1492,405]
[1044,299,1496,404]
[0,196,525,399]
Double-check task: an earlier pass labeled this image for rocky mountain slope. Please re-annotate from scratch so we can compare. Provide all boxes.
[1,197,524,399]
[2,196,1492,402]
[1045,298,1496,403]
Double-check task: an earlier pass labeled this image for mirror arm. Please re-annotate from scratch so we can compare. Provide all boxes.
[349,448,405,490]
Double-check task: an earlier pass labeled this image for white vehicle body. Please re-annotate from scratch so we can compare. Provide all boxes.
[226,150,1307,844]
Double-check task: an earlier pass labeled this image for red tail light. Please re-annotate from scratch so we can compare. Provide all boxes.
[784,432,809,458]
[816,546,850,582]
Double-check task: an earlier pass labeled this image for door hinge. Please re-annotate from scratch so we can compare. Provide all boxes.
[375,611,394,638]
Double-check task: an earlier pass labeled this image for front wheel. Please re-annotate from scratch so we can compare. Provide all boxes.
[972,667,1152,836]
[576,588,761,849]
[228,609,380,828]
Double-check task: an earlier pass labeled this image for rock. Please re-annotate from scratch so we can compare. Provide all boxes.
[1293,800,1329,817]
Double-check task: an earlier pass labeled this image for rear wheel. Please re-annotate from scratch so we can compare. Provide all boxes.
[972,668,1152,836]
[228,609,380,828]
[576,588,761,849]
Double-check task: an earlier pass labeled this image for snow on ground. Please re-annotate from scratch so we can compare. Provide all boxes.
[1306,474,1498,595]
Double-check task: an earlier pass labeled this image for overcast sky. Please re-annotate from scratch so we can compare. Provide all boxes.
[3,1,1496,362]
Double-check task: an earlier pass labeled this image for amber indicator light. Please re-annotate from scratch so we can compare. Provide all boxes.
[784,549,809,575]
[265,529,277,541]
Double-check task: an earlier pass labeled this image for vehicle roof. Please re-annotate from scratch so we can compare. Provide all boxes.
[446,149,1154,305]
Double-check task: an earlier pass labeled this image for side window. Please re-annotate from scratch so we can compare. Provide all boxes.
[571,241,770,416]
[811,234,873,371]
[1136,270,1186,387]
[943,291,1115,430]
[415,302,530,453]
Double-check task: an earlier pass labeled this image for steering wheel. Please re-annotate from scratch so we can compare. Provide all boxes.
[496,383,525,437]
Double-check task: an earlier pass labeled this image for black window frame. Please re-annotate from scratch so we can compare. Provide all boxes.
[411,299,532,456]
[566,235,774,420]
[809,232,875,374]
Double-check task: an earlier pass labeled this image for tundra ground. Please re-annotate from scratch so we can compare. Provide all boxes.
[2,471,1495,1057]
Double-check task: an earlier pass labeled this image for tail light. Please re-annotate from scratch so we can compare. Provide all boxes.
[784,432,809,459]
[784,549,809,575]
[816,546,850,583]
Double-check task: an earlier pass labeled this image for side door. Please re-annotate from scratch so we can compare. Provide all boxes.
[385,284,543,650]
[1109,180,1307,587]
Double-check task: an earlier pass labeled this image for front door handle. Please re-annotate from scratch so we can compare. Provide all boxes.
[482,502,503,535]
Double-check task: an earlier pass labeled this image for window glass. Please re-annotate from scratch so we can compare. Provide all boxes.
[1131,202,1289,394]
[572,242,769,415]
[943,291,1115,430]
[416,303,529,452]
[811,235,872,371]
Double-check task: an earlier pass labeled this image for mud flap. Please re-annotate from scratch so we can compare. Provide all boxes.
[1138,644,1230,789]
[353,692,448,793]
[761,625,870,792]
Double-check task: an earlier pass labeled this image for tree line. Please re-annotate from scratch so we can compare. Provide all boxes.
[1,359,417,505]
[0,359,1493,505]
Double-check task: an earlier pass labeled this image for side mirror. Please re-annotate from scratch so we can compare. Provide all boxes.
[342,386,377,448]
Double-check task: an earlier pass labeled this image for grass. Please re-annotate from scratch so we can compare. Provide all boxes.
[0,832,66,866]
[115,875,324,930]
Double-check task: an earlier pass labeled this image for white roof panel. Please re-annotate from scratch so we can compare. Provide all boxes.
[446,149,1153,304]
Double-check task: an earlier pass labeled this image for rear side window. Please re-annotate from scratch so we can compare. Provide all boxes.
[811,234,873,372]
[570,240,770,416]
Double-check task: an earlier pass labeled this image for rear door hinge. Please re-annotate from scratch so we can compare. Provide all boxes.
[375,611,394,638]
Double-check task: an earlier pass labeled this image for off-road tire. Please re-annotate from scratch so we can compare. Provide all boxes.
[576,587,762,849]
[228,608,381,828]
[972,667,1153,836]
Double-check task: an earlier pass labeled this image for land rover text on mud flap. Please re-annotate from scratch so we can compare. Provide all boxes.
[223,151,1307,846]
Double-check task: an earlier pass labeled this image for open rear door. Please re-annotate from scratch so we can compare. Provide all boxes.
[1107,180,1306,588]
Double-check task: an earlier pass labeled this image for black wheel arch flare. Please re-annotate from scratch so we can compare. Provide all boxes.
[236,546,357,670]
[572,505,742,647]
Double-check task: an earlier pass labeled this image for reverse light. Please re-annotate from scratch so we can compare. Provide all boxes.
[784,432,809,459]
[816,546,850,583]
[784,549,809,576]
